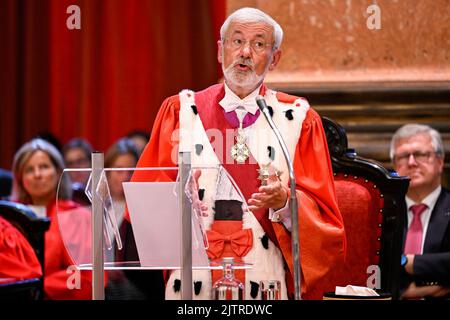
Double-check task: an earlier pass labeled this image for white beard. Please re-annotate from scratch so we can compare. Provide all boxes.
[222,53,272,93]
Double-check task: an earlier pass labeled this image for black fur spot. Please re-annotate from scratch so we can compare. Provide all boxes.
[267,146,275,161]
[198,189,205,201]
[285,109,294,120]
[191,105,198,115]
[195,144,203,156]
[194,281,202,295]
[261,234,269,249]
[250,281,260,299]
[173,279,181,293]
[267,106,274,117]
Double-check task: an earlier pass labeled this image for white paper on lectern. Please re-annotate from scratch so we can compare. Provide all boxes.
[123,181,209,269]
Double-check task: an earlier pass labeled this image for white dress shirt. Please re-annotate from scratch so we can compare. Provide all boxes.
[218,83,261,115]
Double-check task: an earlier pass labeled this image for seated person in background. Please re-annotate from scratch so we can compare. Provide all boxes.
[62,137,93,188]
[126,130,150,157]
[11,138,98,299]
[390,124,450,299]
[0,216,42,282]
[104,137,140,226]
[104,138,165,300]
[0,168,13,200]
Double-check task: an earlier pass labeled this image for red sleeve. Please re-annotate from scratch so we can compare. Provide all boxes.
[274,109,346,299]
[0,216,42,281]
[44,202,107,300]
[123,95,181,222]
[134,94,180,181]
[44,262,94,300]
[129,95,183,284]
[296,109,344,231]
[125,95,182,283]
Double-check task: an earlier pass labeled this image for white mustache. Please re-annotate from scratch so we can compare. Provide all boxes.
[232,58,254,69]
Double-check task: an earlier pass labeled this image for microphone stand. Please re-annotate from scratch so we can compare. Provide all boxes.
[256,95,301,300]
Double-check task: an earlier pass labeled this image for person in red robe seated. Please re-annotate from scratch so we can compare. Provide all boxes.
[0,216,42,282]
[130,7,346,300]
[10,138,99,299]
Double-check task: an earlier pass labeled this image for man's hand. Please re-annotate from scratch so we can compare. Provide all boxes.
[404,254,415,275]
[248,174,288,212]
[191,170,208,217]
[401,282,450,299]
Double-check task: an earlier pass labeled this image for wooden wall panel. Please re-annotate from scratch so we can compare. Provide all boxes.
[227,0,450,89]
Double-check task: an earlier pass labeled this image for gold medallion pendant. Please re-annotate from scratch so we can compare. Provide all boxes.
[231,129,249,163]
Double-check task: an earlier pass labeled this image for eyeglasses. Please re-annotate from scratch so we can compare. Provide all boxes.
[393,151,435,165]
[225,37,274,53]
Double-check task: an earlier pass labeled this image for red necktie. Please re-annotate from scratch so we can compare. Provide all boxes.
[404,204,428,254]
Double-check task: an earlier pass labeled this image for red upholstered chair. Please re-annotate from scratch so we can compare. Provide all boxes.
[321,117,409,299]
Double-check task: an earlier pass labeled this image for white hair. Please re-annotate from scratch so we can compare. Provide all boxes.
[220,7,284,50]
[389,123,445,161]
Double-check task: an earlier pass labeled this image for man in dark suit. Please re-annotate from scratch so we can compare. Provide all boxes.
[390,124,450,299]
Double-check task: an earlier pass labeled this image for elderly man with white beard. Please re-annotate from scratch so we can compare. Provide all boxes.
[129,7,346,300]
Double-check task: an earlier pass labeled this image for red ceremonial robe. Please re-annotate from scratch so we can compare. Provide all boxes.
[44,200,96,300]
[0,216,42,282]
[130,84,346,299]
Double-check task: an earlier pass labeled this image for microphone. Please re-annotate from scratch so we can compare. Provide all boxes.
[255,95,302,300]
[255,95,269,112]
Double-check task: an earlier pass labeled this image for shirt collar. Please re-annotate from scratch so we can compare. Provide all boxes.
[218,83,262,115]
[406,185,442,211]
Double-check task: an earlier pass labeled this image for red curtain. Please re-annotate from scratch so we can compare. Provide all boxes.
[0,0,226,170]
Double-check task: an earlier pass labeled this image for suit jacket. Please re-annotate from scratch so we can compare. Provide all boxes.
[401,187,450,287]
